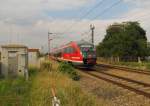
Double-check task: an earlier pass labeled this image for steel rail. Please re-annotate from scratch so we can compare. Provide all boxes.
[83,71,150,98]
[97,64,150,75]
[95,71,150,87]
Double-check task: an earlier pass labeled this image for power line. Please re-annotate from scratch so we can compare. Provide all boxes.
[81,30,91,36]
[62,0,106,34]
[51,0,123,47]
[76,0,122,36]
[79,0,106,19]
[79,0,122,40]
[92,0,122,20]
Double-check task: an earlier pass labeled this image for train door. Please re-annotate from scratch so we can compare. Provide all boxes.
[70,46,82,62]
[63,47,70,60]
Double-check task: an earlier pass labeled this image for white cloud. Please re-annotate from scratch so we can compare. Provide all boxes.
[0,18,110,50]
[118,0,150,40]
[0,0,150,53]
[123,0,150,7]
[0,0,93,25]
[0,0,93,51]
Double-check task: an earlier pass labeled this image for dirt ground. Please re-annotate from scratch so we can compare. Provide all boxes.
[78,70,150,106]
[95,66,150,85]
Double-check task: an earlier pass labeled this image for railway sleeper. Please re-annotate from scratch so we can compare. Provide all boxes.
[86,72,150,98]
[140,87,150,91]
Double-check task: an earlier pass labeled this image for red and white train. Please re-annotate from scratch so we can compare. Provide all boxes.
[51,40,97,67]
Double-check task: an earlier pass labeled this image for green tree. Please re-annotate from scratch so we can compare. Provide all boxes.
[97,22,148,61]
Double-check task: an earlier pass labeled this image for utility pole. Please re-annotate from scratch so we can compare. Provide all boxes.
[48,32,53,58]
[48,32,60,106]
[90,24,95,45]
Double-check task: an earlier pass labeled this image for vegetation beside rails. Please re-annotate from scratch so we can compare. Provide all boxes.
[29,60,101,106]
[0,60,110,106]
[0,60,100,106]
[0,67,39,106]
[40,60,52,70]
[2,59,148,105]
[58,62,80,81]
[51,72,98,106]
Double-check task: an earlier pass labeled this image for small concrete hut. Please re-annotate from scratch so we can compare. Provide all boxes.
[1,44,28,77]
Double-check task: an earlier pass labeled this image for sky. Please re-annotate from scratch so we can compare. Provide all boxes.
[0,0,150,52]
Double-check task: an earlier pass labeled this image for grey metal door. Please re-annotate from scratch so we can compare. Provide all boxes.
[8,51,18,77]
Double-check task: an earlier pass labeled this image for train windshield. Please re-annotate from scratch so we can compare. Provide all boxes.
[80,45,94,52]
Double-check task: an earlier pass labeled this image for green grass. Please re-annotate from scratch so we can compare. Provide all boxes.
[0,67,39,106]
[57,83,98,106]
[0,78,30,105]
[0,61,103,106]
[40,60,52,70]
[58,62,80,81]
[2,59,148,105]
[29,60,101,106]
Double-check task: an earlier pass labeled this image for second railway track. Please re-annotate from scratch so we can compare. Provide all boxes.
[79,68,150,98]
[97,63,150,75]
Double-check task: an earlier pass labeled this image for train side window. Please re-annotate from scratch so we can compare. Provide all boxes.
[68,47,71,53]
[70,47,75,53]
[64,48,68,53]
[63,47,75,53]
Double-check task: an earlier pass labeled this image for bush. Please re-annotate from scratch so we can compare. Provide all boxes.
[28,67,39,77]
[41,61,52,70]
[58,62,80,81]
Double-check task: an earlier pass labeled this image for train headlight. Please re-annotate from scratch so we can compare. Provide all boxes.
[88,55,92,58]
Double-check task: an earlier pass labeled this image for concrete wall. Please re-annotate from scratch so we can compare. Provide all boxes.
[0,51,1,75]
[0,61,1,75]
[1,47,28,77]
[28,52,38,66]
[0,50,1,75]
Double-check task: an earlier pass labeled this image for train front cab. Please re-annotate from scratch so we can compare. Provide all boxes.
[77,41,97,67]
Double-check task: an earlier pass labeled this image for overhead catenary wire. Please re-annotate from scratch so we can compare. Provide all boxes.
[51,0,123,47]
[81,29,91,36]
[92,0,122,20]
[64,0,149,46]
[62,0,106,34]
[80,0,123,41]
[78,0,122,36]
[52,0,122,43]
[80,0,106,19]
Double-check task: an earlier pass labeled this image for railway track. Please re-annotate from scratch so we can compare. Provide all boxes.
[79,68,150,98]
[96,63,150,75]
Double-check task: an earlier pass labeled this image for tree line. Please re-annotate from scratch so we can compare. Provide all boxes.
[96,22,150,62]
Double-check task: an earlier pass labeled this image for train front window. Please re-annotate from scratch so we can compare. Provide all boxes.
[80,45,94,52]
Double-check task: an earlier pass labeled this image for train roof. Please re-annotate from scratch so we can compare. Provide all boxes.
[51,40,93,53]
[76,40,93,46]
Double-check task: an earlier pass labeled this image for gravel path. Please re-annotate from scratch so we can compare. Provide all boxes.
[78,70,150,106]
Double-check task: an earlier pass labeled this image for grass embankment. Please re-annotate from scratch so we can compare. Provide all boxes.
[0,60,100,106]
[0,67,38,106]
[30,60,100,106]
